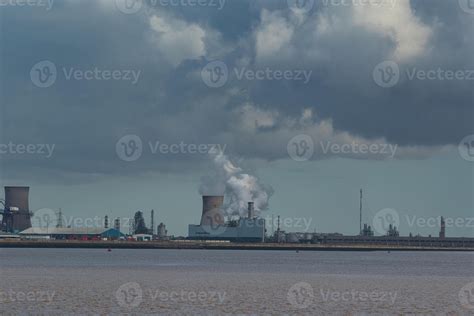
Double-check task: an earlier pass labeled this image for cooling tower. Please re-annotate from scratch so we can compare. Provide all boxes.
[200,195,225,226]
[3,186,32,232]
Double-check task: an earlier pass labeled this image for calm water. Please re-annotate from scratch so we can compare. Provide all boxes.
[0,249,473,315]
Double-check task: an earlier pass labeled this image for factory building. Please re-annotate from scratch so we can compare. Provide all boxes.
[0,186,33,233]
[188,196,265,242]
[19,227,125,240]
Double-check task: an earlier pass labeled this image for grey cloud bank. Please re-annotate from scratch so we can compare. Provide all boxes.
[0,0,472,179]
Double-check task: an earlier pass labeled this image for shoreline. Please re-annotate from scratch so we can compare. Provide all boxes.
[1,240,473,251]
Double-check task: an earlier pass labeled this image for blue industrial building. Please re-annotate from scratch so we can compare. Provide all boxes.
[188,217,265,242]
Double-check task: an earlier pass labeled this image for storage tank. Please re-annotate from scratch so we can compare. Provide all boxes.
[286,233,300,243]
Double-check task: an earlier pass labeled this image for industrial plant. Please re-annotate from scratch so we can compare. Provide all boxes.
[188,196,266,242]
[0,186,168,242]
[1,185,474,249]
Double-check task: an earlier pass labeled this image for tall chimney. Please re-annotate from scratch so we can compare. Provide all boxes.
[200,196,225,226]
[247,202,254,219]
[150,209,155,235]
[114,218,121,231]
[439,216,446,239]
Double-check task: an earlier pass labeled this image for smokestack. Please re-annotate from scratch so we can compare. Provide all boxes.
[56,208,63,228]
[359,189,362,235]
[2,186,32,232]
[247,202,254,219]
[439,216,446,239]
[114,218,120,231]
[200,196,225,226]
[150,209,155,235]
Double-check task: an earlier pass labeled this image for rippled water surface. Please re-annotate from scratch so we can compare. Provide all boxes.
[0,249,473,315]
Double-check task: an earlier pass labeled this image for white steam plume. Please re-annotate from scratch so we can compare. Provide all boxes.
[199,150,273,217]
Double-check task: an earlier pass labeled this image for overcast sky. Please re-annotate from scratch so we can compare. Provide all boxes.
[0,0,472,236]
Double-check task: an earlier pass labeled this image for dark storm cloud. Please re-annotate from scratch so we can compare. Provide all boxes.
[0,0,472,180]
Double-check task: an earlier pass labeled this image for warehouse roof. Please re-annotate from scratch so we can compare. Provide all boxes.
[19,227,120,235]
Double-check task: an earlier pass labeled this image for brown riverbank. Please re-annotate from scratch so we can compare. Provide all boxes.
[0,239,473,251]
